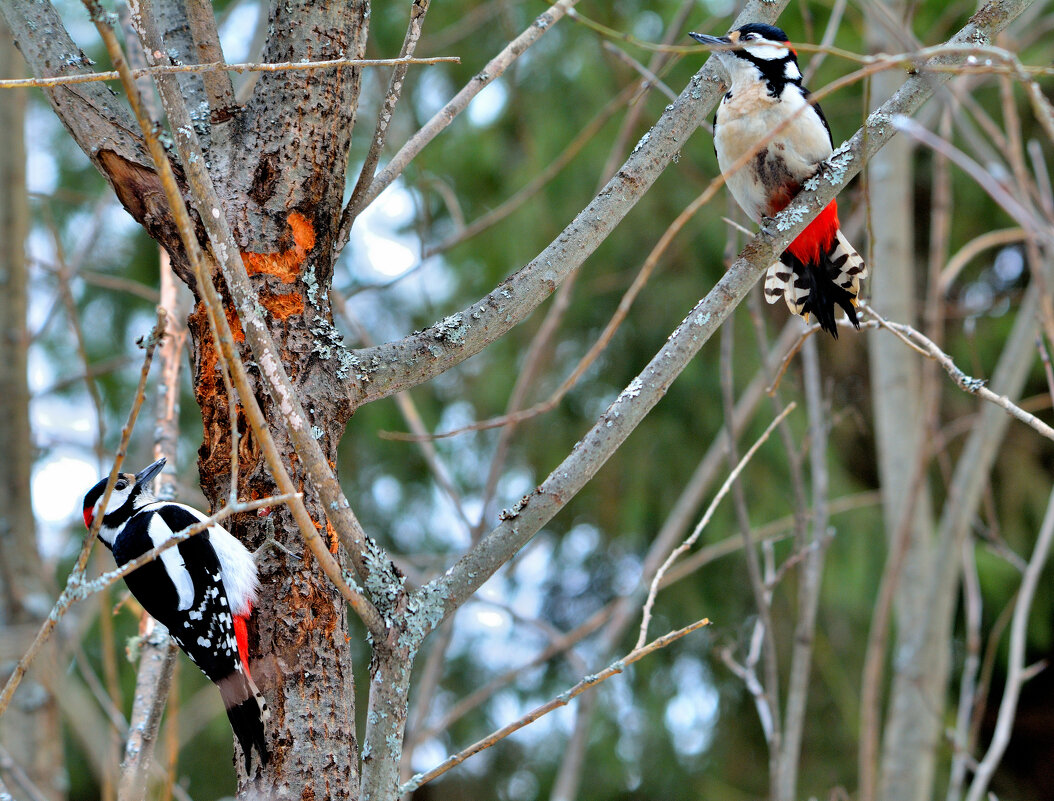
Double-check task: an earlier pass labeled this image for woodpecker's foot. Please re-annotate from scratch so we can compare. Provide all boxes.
[253,535,302,562]
[253,518,303,562]
[759,216,779,239]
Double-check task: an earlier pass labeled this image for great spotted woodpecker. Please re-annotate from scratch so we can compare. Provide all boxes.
[82,457,268,771]
[691,23,867,337]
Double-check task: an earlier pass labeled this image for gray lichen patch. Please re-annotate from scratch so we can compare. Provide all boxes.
[432,312,467,343]
[309,314,357,379]
[822,142,854,185]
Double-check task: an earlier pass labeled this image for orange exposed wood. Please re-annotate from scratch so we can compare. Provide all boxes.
[259,289,305,320]
[241,211,316,283]
[225,303,246,342]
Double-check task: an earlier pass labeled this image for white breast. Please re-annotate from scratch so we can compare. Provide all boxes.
[714,80,832,221]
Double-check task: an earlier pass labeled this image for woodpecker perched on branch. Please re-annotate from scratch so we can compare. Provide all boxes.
[691,23,867,337]
[82,457,268,771]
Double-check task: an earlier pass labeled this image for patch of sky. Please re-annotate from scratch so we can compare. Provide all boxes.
[510,537,551,619]
[354,183,417,279]
[218,2,260,63]
[25,107,59,195]
[370,474,402,513]
[468,80,508,128]
[408,737,447,774]
[340,178,456,343]
[33,449,99,557]
[496,467,534,511]
[632,10,664,41]
[663,654,719,759]
[413,66,454,120]
[561,522,599,561]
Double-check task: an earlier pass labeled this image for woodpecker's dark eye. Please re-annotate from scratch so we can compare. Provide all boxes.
[742,33,760,41]
[115,479,128,491]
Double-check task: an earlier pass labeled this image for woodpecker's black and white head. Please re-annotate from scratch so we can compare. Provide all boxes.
[82,457,166,548]
[690,23,803,96]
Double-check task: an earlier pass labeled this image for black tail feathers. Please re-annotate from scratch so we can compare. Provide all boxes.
[227,696,269,772]
[801,256,860,338]
[218,670,269,772]
[764,230,867,337]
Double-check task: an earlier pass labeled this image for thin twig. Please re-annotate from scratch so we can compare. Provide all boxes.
[400,618,711,794]
[336,0,580,247]
[859,302,1054,442]
[116,252,186,800]
[775,338,829,801]
[117,621,177,801]
[964,488,1054,801]
[946,539,984,801]
[601,41,677,101]
[636,404,796,650]
[345,0,432,221]
[0,309,165,719]
[0,55,460,90]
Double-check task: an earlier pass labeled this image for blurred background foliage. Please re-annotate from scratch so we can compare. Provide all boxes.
[12,0,1054,799]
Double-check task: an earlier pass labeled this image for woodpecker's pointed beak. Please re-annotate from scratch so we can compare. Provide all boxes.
[689,32,732,48]
[135,457,167,488]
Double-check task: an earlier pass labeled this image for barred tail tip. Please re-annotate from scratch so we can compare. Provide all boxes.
[764,230,867,337]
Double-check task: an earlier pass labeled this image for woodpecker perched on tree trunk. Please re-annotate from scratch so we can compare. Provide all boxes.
[691,22,867,337]
[83,458,268,771]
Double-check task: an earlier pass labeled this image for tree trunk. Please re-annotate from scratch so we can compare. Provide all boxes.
[864,6,940,801]
[177,2,371,794]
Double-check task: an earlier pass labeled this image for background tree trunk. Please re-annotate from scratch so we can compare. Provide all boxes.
[864,3,943,797]
[0,19,62,801]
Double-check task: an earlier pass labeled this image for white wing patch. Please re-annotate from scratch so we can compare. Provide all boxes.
[147,514,195,611]
[140,501,259,616]
[208,526,259,617]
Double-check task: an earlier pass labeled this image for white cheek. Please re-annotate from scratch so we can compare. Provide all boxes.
[783,61,801,80]
[745,43,788,61]
[103,488,131,515]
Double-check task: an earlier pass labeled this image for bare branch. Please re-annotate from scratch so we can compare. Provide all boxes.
[964,487,1054,801]
[116,249,188,801]
[400,618,711,794]
[407,0,1035,638]
[860,302,1054,442]
[636,404,795,650]
[117,622,177,801]
[336,0,582,248]
[344,0,432,222]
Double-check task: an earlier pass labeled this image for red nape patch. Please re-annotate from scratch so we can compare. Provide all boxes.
[787,200,839,266]
[83,509,93,529]
[234,613,253,678]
